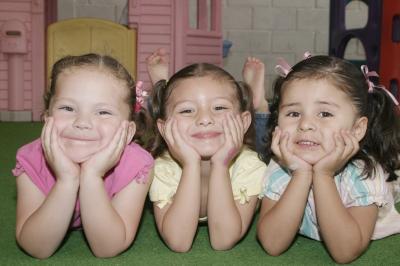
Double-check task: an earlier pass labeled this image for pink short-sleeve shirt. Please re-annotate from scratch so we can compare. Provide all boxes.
[12,138,154,228]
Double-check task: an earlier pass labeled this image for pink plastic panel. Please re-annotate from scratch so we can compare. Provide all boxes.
[128,0,222,90]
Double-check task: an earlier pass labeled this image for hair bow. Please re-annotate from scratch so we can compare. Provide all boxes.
[275,51,312,78]
[135,81,148,112]
[361,65,399,106]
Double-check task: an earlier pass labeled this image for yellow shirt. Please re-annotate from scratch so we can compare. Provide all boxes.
[149,148,267,208]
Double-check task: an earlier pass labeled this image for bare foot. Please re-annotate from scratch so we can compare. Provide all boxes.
[242,57,269,113]
[146,48,169,85]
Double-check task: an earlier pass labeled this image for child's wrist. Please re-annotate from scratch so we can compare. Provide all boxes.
[312,169,335,179]
[291,169,313,183]
[80,167,106,180]
[55,177,80,190]
[210,158,229,169]
[181,160,201,170]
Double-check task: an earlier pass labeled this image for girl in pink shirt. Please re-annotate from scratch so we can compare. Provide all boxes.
[12,54,154,259]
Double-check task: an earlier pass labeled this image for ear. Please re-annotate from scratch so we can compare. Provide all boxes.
[240,111,252,133]
[127,121,136,143]
[352,116,368,141]
[156,119,166,138]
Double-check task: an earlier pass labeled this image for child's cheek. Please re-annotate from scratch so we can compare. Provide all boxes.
[52,117,64,134]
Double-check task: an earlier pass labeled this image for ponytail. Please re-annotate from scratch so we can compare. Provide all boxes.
[149,79,169,158]
[360,89,400,181]
[132,105,154,150]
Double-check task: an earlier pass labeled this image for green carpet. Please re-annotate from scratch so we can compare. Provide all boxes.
[1,122,399,266]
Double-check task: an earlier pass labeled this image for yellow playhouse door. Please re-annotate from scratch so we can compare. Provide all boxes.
[47,18,136,79]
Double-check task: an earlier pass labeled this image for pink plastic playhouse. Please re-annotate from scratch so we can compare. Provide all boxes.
[0,0,222,121]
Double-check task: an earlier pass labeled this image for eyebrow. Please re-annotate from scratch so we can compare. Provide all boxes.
[172,97,234,106]
[280,100,340,109]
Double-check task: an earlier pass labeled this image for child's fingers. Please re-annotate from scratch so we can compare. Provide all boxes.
[223,117,235,147]
[341,130,359,159]
[40,117,48,143]
[45,118,57,160]
[99,121,124,158]
[114,121,128,156]
[339,130,351,157]
[50,122,60,155]
[171,118,183,145]
[226,114,239,145]
[349,132,360,156]
[232,114,243,138]
[234,114,245,143]
[279,131,291,160]
[232,113,245,145]
[332,132,345,158]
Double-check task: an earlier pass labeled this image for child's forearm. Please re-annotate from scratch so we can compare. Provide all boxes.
[157,163,201,252]
[257,172,312,256]
[312,175,376,263]
[16,177,79,259]
[207,163,243,250]
[79,175,132,258]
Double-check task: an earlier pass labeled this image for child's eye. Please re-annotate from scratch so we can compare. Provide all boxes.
[98,110,112,116]
[287,111,300,117]
[214,106,228,111]
[319,111,333,118]
[59,106,74,112]
[178,109,193,114]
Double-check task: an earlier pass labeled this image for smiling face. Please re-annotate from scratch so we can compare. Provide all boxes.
[48,67,133,163]
[160,76,245,158]
[277,78,367,164]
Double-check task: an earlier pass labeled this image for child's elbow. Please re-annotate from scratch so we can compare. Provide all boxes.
[331,254,358,264]
[329,239,367,264]
[259,241,285,257]
[92,249,119,258]
[257,234,285,256]
[90,241,132,258]
[209,227,245,251]
[210,238,236,251]
[28,251,54,260]
[16,238,55,259]
[330,249,362,264]
[166,241,192,253]
[163,236,193,253]
[19,246,55,259]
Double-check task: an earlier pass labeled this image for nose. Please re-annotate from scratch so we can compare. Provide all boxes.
[72,114,92,130]
[297,115,316,132]
[196,109,214,126]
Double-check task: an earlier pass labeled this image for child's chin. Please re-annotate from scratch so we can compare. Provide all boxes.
[65,152,93,164]
[295,153,323,166]
[196,148,219,160]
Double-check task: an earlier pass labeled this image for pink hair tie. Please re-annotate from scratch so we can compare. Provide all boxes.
[275,51,312,78]
[275,58,292,77]
[135,81,148,112]
[361,65,399,106]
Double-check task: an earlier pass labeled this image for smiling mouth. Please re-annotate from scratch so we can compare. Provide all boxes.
[62,136,98,142]
[191,132,222,139]
[296,140,319,148]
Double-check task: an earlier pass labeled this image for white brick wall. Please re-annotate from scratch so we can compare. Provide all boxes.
[223,0,368,98]
[57,0,368,98]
